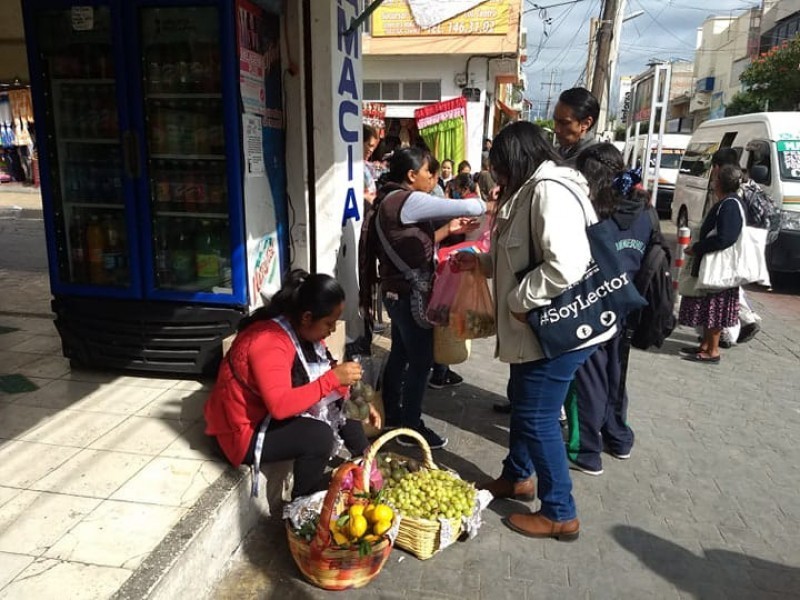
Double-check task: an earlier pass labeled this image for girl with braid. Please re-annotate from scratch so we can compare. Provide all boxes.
[564,143,659,476]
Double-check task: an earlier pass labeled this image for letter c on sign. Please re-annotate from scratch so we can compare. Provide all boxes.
[339,100,359,143]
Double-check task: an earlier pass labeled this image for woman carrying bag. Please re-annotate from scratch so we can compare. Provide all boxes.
[454,122,597,541]
[679,164,744,364]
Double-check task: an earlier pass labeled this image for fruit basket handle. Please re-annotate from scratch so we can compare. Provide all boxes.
[362,427,438,490]
[310,462,359,554]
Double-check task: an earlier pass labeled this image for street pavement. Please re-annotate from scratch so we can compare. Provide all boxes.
[214,278,800,598]
[1,197,798,599]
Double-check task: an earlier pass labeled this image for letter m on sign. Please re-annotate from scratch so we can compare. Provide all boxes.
[337,5,360,59]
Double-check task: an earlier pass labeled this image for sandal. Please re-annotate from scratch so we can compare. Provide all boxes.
[683,352,720,364]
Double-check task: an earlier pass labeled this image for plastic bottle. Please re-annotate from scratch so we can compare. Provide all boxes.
[195,220,221,281]
[69,210,88,283]
[86,214,105,284]
[102,213,123,283]
[170,221,195,285]
[155,220,173,287]
[147,44,162,93]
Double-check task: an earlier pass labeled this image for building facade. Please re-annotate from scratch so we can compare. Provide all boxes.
[626,60,695,133]
[362,0,526,168]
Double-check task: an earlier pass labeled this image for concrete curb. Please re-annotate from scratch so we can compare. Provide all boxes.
[0,206,44,220]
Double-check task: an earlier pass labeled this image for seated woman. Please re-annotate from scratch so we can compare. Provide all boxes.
[204,270,379,498]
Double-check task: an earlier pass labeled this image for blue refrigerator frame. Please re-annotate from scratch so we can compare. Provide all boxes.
[23,0,250,308]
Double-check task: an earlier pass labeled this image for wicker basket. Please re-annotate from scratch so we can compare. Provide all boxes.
[369,428,464,560]
[286,462,392,590]
[433,326,471,365]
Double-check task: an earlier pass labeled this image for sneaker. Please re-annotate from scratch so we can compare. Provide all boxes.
[610,451,631,460]
[737,322,761,344]
[567,459,603,476]
[396,421,448,449]
[428,369,464,390]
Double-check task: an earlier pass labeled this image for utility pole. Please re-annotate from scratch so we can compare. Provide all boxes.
[590,0,621,125]
[541,69,562,119]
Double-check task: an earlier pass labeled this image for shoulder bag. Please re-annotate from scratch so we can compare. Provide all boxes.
[698,197,770,290]
[521,179,647,359]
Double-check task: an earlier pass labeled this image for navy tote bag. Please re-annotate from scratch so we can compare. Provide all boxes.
[520,179,646,359]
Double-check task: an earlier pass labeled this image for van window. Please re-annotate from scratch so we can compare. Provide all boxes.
[720,132,738,149]
[777,140,800,181]
[679,142,716,177]
[746,140,772,185]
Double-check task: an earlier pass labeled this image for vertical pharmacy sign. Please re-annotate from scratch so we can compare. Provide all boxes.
[333,0,364,341]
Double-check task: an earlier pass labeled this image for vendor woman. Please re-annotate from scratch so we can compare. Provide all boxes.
[204,270,380,498]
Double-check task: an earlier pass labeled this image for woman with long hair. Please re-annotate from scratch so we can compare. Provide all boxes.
[360,147,484,448]
[565,143,658,476]
[204,270,379,498]
[455,121,597,540]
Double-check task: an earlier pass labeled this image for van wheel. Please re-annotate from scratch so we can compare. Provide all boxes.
[676,207,688,230]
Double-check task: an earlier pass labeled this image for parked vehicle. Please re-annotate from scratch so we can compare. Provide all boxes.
[671,112,800,274]
[624,133,690,219]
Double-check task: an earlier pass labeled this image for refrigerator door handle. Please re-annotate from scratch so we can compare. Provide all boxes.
[122,130,141,179]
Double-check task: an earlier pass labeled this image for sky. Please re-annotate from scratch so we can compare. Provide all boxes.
[521,0,761,119]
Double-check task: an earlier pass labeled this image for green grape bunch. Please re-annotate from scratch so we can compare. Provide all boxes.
[382,469,476,521]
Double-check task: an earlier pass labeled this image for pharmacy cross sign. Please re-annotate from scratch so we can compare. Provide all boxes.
[406,0,488,29]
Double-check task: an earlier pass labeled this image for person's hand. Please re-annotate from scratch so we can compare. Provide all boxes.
[452,251,478,272]
[684,245,694,256]
[366,403,382,430]
[489,185,500,203]
[333,361,362,386]
[448,217,480,236]
[511,310,527,323]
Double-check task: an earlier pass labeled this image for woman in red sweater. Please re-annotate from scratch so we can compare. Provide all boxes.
[204,270,379,498]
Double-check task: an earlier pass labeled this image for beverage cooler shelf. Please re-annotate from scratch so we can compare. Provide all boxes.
[151,153,225,161]
[156,211,228,219]
[52,78,115,85]
[62,138,119,145]
[66,202,125,209]
[146,93,222,100]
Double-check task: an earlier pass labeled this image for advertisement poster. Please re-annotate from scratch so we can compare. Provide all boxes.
[237,1,266,115]
[371,0,509,37]
[244,113,264,176]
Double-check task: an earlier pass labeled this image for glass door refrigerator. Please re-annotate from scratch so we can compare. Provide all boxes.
[23,0,285,374]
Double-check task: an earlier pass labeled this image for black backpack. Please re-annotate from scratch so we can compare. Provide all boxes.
[628,209,676,350]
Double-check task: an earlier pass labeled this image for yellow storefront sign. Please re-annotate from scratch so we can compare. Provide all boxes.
[371,0,510,37]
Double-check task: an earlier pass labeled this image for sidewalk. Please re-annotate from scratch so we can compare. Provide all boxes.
[0,185,43,220]
[0,232,799,598]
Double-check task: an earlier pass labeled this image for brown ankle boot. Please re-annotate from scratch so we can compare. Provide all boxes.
[477,476,536,501]
[502,511,579,541]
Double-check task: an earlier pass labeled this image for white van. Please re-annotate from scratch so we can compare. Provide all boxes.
[671,112,800,273]
[624,133,691,219]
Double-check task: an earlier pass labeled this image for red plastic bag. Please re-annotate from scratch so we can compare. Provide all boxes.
[426,260,463,326]
[449,269,496,339]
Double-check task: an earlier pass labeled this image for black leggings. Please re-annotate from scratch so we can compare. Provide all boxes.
[244,417,369,498]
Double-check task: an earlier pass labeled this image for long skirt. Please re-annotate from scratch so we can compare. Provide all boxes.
[678,287,739,329]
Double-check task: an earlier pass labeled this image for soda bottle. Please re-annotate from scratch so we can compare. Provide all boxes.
[147,44,162,93]
[195,220,221,281]
[194,164,209,212]
[170,221,195,285]
[208,171,225,213]
[161,44,177,92]
[154,220,173,287]
[86,214,106,284]
[69,210,88,283]
[102,213,123,283]
[217,222,232,287]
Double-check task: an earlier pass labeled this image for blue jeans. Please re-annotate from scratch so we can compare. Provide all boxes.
[382,294,434,428]
[502,347,595,522]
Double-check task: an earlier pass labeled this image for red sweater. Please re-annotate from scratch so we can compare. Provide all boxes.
[204,320,347,466]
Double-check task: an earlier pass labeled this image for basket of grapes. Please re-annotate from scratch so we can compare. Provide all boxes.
[285,460,398,590]
[373,428,481,560]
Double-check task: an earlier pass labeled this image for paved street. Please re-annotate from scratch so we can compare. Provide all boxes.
[214,277,800,598]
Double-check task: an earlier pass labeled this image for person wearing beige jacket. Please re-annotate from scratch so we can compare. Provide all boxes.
[455,122,598,541]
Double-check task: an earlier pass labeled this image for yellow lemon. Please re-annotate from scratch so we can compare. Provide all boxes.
[348,514,368,539]
[364,504,377,524]
[373,519,392,536]
[348,504,365,519]
[372,504,393,523]
[332,531,349,546]
[363,533,379,543]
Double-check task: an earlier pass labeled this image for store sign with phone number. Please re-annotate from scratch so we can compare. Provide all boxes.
[777,140,800,178]
[371,0,509,37]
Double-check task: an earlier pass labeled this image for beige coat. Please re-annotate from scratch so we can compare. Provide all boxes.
[479,160,596,364]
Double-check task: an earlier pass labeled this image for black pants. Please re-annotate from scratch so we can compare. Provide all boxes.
[244,417,369,498]
[565,333,634,471]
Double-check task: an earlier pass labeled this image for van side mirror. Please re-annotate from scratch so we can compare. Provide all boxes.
[750,165,769,184]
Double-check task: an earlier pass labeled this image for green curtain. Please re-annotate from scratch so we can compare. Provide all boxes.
[419,117,466,164]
